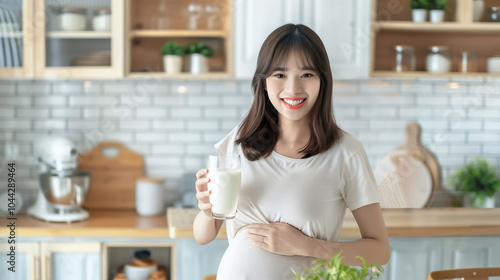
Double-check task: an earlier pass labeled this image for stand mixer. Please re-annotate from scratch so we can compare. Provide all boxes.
[28,137,91,223]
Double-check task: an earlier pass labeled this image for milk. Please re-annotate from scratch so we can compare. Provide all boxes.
[208,168,241,217]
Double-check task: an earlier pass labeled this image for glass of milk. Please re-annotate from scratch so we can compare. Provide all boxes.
[207,154,241,220]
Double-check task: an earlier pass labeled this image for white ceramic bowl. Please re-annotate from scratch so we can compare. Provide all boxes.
[124,264,157,280]
[487,56,500,73]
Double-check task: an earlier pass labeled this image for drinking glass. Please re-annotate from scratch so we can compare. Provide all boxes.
[205,4,220,30]
[187,3,202,30]
[207,154,241,220]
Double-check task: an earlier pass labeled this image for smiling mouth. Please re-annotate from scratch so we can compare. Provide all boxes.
[281,98,306,109]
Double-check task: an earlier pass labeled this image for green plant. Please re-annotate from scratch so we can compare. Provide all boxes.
[449,157,500,206]
[293,251,384,280]
[161,41,183,56]
[184,42,213,57]
[428,0,449,10]
[409,0,429,9]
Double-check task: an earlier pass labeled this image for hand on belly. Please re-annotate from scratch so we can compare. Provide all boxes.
[245,222,309,256]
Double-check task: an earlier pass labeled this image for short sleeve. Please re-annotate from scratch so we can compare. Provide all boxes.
[214,125,241,155]
[340,147,380,211]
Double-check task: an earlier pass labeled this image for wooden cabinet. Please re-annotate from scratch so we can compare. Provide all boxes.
[41,242,101,280]
[234,0,371,80]
[125,0,233,78]
[0,242,39,280]
[371,0,500,78]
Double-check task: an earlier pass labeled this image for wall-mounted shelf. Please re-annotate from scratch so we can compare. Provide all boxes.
[131,29,228,38]
[375,21,500,33]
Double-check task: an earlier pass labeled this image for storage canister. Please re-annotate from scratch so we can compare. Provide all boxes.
[426,46,451,73]
[57,6,87,31]
[489,7,500,22]
[93,8,112,31]
[394,45,416,72]
[136,177,165,216]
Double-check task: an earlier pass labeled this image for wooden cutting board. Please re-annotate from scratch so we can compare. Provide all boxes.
[78,142,144,210]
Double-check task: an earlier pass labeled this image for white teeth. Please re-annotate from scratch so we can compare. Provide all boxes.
[283,99,305,106]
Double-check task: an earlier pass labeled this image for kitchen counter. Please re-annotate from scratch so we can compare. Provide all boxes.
[1,208,500,239]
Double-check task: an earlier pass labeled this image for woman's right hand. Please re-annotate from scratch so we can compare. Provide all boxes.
[195,168,213,218]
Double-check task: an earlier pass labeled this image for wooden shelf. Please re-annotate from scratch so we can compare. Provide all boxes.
[131,29,227,38]
[375,21,500,32]
[128,71,232,79]
[372,71,500,78]
[46,31,112,39]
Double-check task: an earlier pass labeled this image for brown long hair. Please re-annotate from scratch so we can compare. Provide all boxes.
[235,24,344,161]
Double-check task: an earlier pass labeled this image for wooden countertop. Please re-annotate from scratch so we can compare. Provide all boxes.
[1,208,500,239]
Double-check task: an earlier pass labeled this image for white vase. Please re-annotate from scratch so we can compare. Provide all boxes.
[189,53,209,74]
[163,55,182,74]
[463,193,495,208]
[473,0,485,22]
[412,9,427,22]
[429,10,445,23]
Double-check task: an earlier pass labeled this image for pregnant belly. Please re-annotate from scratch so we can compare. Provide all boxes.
[216,228,316,280]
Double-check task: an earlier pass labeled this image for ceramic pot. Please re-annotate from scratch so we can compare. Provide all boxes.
[430,10,445,23]
[473,0,485,22]
[189,53,209,74]
[463,193,495,208]
[412,9,427,22]
[163,55,182,74]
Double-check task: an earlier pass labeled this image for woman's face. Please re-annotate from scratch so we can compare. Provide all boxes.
[265,51,320,123]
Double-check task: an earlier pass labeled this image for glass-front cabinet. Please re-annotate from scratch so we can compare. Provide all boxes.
[0,0,34,77]
[34,0,123,78]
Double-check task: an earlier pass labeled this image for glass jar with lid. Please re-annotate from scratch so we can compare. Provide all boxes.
[426,46,451,73]
[394,45,415,72]
[93,8,112,31]
[57,6,87,31]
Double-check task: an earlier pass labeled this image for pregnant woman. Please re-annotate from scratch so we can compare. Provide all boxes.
[193,23,390,279]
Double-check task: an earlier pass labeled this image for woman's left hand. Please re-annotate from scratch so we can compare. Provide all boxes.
[245,222,308,256]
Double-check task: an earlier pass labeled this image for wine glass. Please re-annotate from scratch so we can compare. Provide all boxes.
[186,3,203,30]
[205,4,221,30]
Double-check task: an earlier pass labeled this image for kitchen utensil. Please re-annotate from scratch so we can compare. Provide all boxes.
[374,123,441,208]
[28,136,91,223]
[78,141,144,210]
[136,177,165,216]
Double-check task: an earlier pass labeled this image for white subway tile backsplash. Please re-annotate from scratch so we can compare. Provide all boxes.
[120,120,151,130]
[333,82,359,95]
[52,108,82,118]
[451,120,482,130]
[222,96,253,106]
[145,156,182,167]
[14,132,47,142]
[400,107,433,118]
[0,120,31,130]
[359,107,397,118]
[186,144,216,155]
[170,132,202,143]
[485,98,500,107]
[450,145,481,154]
[187,120,219,131]
[334,107,357,118]
[204,108,238,118]
[16,109,50,118]
[416,96,448,106]
[204,81,238,94]
[0,131,14,141]
[34,96,66,106]
[187,96,220,106]
[68,120,103,131]
[69,96,116,106]
[101,132,134,142]
[17,83,51,94]
[3,97,32,106]
[152,144,185,155]
[400,82,433,94]
[468,133,500,142]
[369,120,407,130]
[83,108,101,119]
[203,132,228,143]
[418,120,448,130]
[136,108,168,118]
[103,82,136,95]
[126,143,150,155]
[468,109,500,119]
[359,81,399,94]
[171,108,202,118]
[154,96,185,106]
[340,120,369,130]
[34,120,66,130]
[222,120,241,130]
[434,83,468,95]
[52,83,83,94]
[170,82,203,94]
[0,84,16,95]
[183,156,205,169]
[483,145,500,155]
[0,108,15,117]
[153,120,185,130]
[484,121,500,131]
[135,132,167,142]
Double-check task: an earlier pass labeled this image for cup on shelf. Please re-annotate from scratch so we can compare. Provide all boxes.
[426,46,451,73]
[57,6,87,31]
[487,56,500,73]
[186,3,203,30]
[394,45,416,72]
[205,3,221,30]
[457,52,477,73]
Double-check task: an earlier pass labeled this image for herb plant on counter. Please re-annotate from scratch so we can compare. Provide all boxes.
[293,251,384,280]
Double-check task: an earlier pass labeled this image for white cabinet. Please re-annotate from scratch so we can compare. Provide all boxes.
[234,0,301,78]
[0,242,39,280]
[234,0,372,80]
[442,237,500,269]
[40,242,101,280]
[177,239,227,280]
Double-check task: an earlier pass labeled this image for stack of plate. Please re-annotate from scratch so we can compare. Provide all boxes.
[73,50,111,66]
[487,56,500,73]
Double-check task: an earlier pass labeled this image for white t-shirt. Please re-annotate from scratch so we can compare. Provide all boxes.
[214,125,379,279]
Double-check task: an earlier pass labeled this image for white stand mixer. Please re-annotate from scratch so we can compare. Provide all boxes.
[28,137,91,223]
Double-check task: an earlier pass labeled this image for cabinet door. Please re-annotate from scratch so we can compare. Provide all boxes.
[442,237,500,269]
[381,238,443,280]
[177,239,228,280]
[34,0,124,78]
[41,242,100,280]
[0,242,39,280]
[0,0,34,77]
[234,0,301,78]
[302,0,371,80]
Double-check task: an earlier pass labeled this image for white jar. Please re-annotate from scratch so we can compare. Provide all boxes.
[426,46,451,73]
[92,8,111,31]
[57,7,86,31]
[135,177,165,216]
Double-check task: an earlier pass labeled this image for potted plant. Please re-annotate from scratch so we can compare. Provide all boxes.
[293,251,384,280]
[449,158,500,208]
[428,0,449,23]
[161,41,183,74]
[410,0,430,22]
[184,42,213,74]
